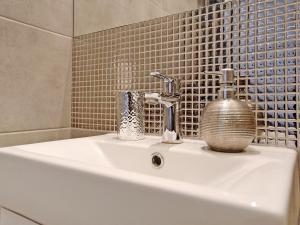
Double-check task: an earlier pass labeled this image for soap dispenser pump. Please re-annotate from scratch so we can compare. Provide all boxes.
[200,68,256,152]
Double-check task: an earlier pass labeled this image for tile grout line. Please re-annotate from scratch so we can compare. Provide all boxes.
[72,0,75,37]
[0,127,71,135]
[0,14,72,39]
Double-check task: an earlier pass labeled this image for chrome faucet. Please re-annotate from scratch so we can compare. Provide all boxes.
[145,72,182,144]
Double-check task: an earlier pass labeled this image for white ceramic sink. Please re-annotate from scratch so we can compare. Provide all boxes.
[0,134,298,225]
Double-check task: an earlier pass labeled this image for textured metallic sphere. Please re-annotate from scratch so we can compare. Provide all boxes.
[200,99,256,153]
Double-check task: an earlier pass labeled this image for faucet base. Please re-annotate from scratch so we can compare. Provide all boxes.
[161,129,183,144]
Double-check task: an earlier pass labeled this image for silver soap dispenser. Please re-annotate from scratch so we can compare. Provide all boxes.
[200,68,256,152]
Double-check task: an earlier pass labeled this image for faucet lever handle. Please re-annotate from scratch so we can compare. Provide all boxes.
[150,71,179,96]
[150,72,173,82]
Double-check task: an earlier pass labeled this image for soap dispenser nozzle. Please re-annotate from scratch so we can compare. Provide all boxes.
[205,68,236,100]
[218,68,235,100]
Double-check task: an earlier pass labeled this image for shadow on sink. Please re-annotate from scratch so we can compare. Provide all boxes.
[201,145,260,155]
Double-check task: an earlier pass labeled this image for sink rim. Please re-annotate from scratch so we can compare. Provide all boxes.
[0,133,297,219]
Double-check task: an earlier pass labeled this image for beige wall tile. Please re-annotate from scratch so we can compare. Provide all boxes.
[0,0,73,36]
[161,0,199,14]
[0,128,104,148]
[0,128,72,148]
[71,128,104,138]
[74,0,199,36]
[0,17,72,133]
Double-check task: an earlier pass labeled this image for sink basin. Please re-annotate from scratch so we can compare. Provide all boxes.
[0,134,298,225]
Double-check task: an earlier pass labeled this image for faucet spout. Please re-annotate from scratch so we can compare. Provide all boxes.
[144,93,161,104]
[144,93,173,108]
[145,72,182,144]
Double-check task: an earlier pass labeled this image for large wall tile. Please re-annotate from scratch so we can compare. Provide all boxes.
[74,0,199,36]
[160,0,198,14]
[0,0,73,36]
[0,17,72,133]
[71,128,104,138]
[0,128,72,148]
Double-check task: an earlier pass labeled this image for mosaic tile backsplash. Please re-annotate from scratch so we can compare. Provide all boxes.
[72,0,300,149]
